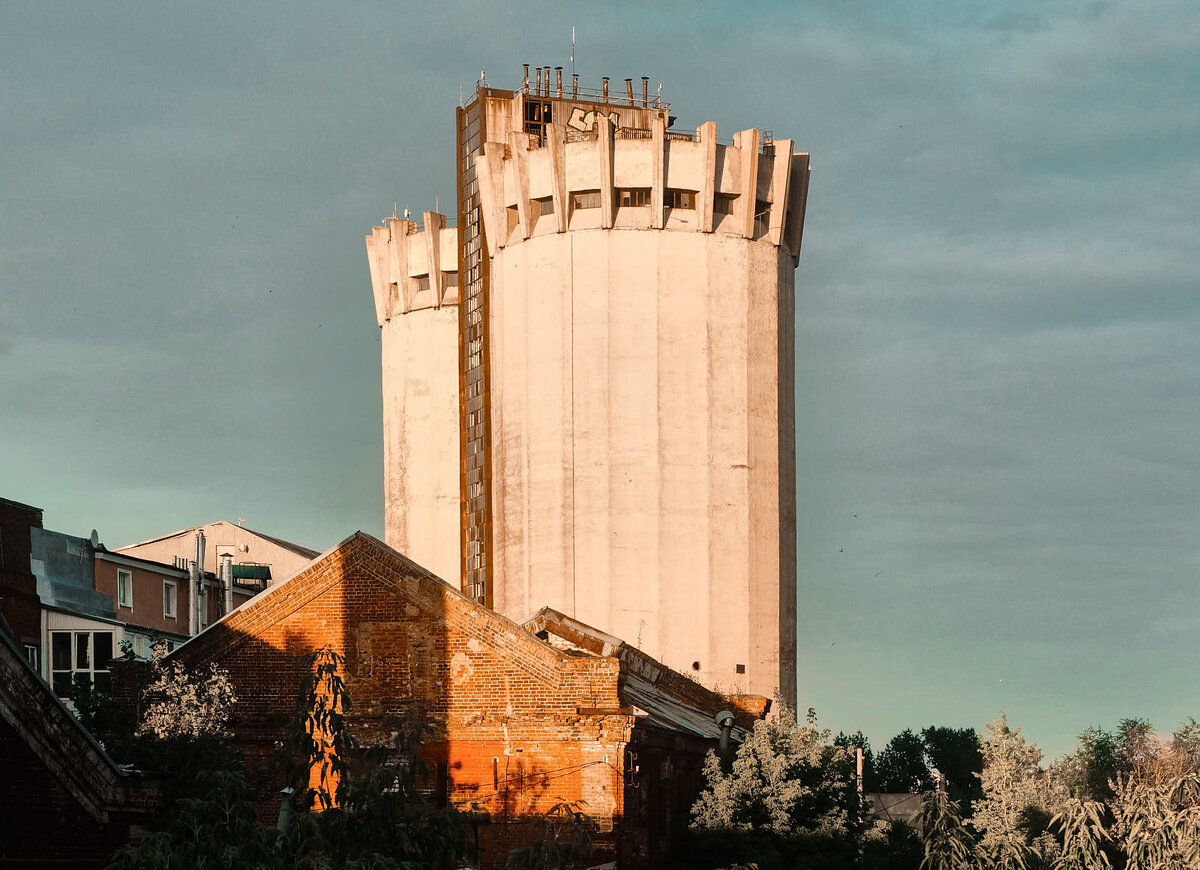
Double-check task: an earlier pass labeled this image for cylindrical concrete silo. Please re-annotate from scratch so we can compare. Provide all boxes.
[366,212,462,584]
[473,101,810,704]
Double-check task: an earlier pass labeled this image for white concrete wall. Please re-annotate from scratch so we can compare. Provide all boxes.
[379,308,461,584]
[489,228,795,702]
[367,216,462,585]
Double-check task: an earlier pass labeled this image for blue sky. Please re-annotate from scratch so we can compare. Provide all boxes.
[3,1,1197,759]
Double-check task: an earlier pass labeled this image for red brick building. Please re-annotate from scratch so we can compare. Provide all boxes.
[0,497,44,668]
[0,617,159,867]
[169,532,767,868]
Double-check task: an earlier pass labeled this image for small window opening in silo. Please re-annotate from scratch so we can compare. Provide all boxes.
[416,275,431,293]
[506,205,520,234]
[714,193,737,215]
[736,664,746,674]
[619,188,650,208]
[667,189,696,209]
[532,196,554,219]
[572,189,601,210]
[691,660,701,671]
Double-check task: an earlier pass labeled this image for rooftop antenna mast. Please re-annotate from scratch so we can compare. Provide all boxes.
[571,26,575,78]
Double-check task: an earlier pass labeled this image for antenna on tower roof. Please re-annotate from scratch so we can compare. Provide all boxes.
[571,26,575,77]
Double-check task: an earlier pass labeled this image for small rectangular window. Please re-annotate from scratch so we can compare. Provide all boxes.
[666,189,696,209]
[22,643,39,671]
[571,190,601,210]
[163,580,177,619]
[117,569,133,608]
[531,196,554,219]
[618,188,650,208]
[714,193,737,215]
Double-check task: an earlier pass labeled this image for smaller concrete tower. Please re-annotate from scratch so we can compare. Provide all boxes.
[366,212,461,583]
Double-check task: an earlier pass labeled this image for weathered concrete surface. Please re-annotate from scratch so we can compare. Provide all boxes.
[487,226,796,703]
[366,216,462,585]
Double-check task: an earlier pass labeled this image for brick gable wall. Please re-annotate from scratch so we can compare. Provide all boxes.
[171,533,637,867]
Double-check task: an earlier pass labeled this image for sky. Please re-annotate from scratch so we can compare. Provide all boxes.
[3,1,1198,761]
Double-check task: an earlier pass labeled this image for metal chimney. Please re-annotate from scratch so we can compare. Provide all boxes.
[219,553,234,616]
[190,530,206,635]
[602,76,609,102]
[555,66,563,98]
[625,78,634,106]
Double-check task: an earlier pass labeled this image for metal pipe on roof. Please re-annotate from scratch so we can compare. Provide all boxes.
[572,73,578,99]
[625,78,634,106]
[220,553,234,616]
[535,66,542,95]
[602,76,609,102]
[555,66,563,98]
[523,64,529,91]
[642,77,649,106]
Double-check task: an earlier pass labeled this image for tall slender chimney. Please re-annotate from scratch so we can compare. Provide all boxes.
[625,78,634,106]
[191,530,206,634]
[219,553,234,616]
[642,76,649,106]
[602,76,609,102]
[555,66,563,98]
[523,63,530,91]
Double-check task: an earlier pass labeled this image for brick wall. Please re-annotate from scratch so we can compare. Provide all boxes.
[171,534,638,868]
[0,498,43,650]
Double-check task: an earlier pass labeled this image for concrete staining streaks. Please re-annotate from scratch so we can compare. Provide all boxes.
[367,76,810,708]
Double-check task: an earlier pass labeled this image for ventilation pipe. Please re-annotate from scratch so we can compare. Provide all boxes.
[555,66,563,98]
[523,63,529,91]
[219,552,234,616]
[716,710,735,755]
[625,77,634,106]
[535,65,542,95]
[190,530,206,635]
[601,76,609,102]
[642,76,649,106]
[572,73,578,99]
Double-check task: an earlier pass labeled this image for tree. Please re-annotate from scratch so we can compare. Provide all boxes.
[689,705,861,870]
[692,705,856,836]
[877,730,935,795]
[836,730,880,792]
[973,715,1060,858]
[137,649,237,741]
[922,727,983,809]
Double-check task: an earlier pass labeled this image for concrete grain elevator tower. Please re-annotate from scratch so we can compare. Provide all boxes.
[367,68,810,706]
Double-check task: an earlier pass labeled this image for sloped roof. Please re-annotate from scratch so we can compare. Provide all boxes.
[0,618,159,823]
[171,531,566,678]
[117,520,319,559]
[522,607,764,741]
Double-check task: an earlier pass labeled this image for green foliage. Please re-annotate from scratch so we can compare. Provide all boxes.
[835,729,880,792]
[108,647,468,870]
[919,790,975,870]
[862,820,925,870]
[878,730,936,795]
[691,704,857,836]
[973,715,1060,862]
[922,727,983,809]
[1050,799,1111,870]
[505,802,593,870]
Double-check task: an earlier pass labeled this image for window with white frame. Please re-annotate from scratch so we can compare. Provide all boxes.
[50,630,114,698]
[117,568,133,608]
[23,643,39,672]
[163,579,177,619]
